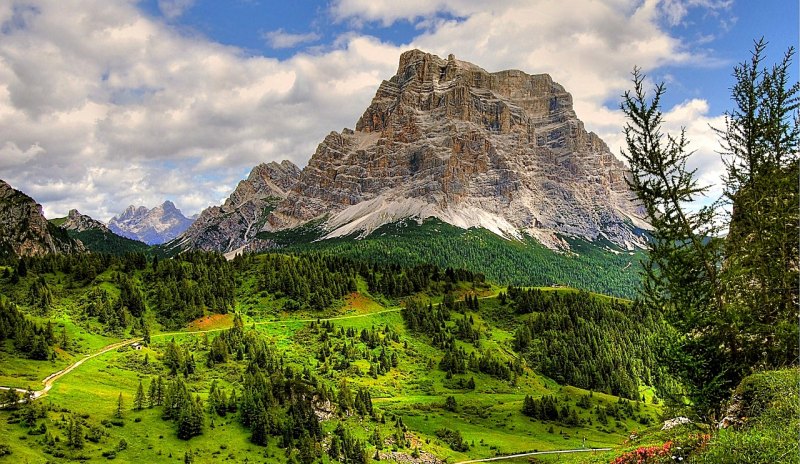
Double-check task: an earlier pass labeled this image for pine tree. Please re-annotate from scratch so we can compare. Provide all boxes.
[67,414,84,449]
[621,40,799,412]
[115,392,124,418]
[134,380,145,411]
[148,378,157,408]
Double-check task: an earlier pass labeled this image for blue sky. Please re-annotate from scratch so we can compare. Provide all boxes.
[0,0,796,220]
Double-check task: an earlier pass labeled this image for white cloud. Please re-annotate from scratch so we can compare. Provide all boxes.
[158,0,196,19]
[264,29,321,49]
[331,0,516,26]
[0,0,734,223]
[0,1,402,221]
[659,0,733,26]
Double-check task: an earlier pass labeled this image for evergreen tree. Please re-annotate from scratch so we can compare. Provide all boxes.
[621,41,799,411]
[134,380,145,411]
[67,414,84,449]
[115,393,124,418]
[177,395,204,440]
[148,378,157,408]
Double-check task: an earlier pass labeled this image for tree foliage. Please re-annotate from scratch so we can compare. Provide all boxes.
[621,39,799,412]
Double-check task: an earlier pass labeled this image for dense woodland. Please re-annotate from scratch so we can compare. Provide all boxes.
[257,219,643,298]
[507,288,675,400]
[0,298,57,361]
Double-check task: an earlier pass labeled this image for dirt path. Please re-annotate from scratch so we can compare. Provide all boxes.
[1,292,492,403]
[0,338,141,403]
[453,448,612,464]
[1,307,405,397]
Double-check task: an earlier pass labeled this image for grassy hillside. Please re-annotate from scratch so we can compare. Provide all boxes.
[257,218,645,299]
[0,252,666,463]
[552,368,799,464]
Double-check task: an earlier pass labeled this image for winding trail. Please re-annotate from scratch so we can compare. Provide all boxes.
[0,307,406,398]
[0,293,620,462]
[0,338,141,403]
[0,291,502,399]
[153,307,403,339]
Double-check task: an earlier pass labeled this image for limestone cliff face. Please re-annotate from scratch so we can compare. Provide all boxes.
[266,50,647,249]
[170,160,301,252]
[0,180,85,260]
[60,209,110,233]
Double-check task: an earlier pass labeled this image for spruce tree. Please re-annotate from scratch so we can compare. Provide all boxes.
[67,414,84,449]
[115,393,124,418]
[148,378,157,408]
[134,380,145,411]
[621,40,799,412]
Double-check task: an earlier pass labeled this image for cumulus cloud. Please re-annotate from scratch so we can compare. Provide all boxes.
[264,29,321,49]
[659,0,733,26]
[0,0,734,223]
[0,1,402,220]
[158,0,196,19]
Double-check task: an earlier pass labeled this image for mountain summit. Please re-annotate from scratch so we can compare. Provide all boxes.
[0,180,84,260]
[169,160,301,253]
[108,201,194,245]
[264,50,647,249]
[60,209,110,233]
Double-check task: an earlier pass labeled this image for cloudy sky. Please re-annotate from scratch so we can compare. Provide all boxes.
[0,0,796,221]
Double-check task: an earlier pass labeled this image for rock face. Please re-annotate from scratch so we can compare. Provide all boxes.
[267,50,647,250]
[108,201,194,245]
[0,180,85,259]
[60,209,110,233]
[169,160,301,252]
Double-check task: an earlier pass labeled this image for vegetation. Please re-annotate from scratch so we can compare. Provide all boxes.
[257,218,644,298]
[0,248,662,463]
[621,40,799,413]
[65,229,152,256]
[507,288,676,400]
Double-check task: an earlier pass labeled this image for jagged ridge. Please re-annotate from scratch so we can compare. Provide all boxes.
[0,180,85,260]
[168,160,301,253]
[266,49,648,250]
[109,201,194,245]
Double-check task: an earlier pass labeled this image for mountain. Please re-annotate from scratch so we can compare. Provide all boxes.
[57,209,110,233]
[167,160,301,253]
[52,209,151,255]
[108,201,194,245]
[0,180,85,260]
[265,49,647,250]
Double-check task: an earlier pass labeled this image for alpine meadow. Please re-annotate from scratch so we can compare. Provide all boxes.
[0,2,797,464]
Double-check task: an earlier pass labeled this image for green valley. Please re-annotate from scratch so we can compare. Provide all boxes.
[0,252,665,463]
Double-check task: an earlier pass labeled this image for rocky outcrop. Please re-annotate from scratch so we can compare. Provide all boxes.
[169,160,301,252]
[59,209,109,233]
[0,180,85,260]
[108,201,194,245]
[266,50,647,250]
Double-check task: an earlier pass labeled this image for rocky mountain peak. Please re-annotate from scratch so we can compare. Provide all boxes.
[0,180,85,259]
[168,160,301,253]
[108,201,194,245]
[265,49,647,250]
[61,209,109,233]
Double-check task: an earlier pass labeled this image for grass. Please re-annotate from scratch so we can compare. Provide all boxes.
[0,288,664,463]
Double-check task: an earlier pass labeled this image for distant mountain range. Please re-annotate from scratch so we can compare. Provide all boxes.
[53,209,151,255]
[109,201,194,245]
